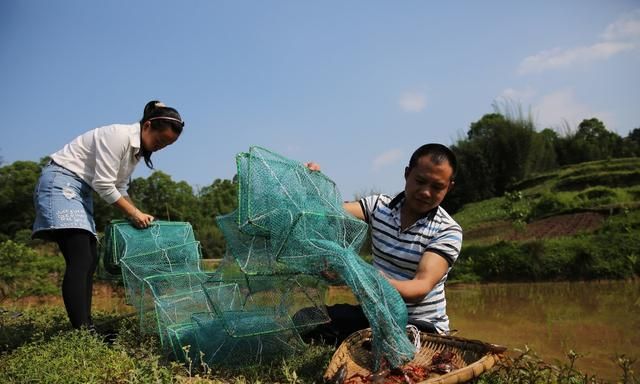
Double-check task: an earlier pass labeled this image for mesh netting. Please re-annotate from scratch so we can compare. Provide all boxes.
[98,219,197,280]
[103,146,414,369]
[225,146,415,368]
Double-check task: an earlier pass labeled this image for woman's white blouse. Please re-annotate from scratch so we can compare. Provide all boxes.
[50,122,142,205]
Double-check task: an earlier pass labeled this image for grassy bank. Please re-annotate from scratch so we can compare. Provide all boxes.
[451,158,640,283]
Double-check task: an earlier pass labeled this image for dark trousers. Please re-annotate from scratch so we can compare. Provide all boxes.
[54,229,98,329]
[301,303,437,346]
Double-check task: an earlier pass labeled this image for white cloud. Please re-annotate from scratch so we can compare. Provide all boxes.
[372,148,403,171]
[398,92,427,112]
[518,42,634,74]
[518,9,640,74]
[533,88,614,130]
[601,9,640,40]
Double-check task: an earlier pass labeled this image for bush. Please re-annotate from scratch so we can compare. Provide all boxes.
[501,191,531,223]
[454,241,547,282]
[0,240,64,298]
[12,228,35,245]
[454,220,640,282]
[507,173,556,191]
[0,329,172,384]
[555,170,640,191]
[627,185,640,201]
[477,346,638,384]
[575,186,619,207]
[560,158,639,178]
[529,192,573,219]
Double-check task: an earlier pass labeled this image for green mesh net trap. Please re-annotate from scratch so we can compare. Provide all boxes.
[102,146,415,369]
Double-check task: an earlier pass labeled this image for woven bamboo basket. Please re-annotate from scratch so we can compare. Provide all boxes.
[323,328,507,384]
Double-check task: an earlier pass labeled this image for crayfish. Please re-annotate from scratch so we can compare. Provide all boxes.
[427,349,457,374]
[337,358,429,384]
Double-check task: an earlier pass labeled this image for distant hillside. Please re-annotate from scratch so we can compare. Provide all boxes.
[449,157,640,282]
[455,157,640,243]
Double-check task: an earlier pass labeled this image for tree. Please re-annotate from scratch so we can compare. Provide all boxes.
[622,127,640,156]
[629,127,640,144]
[575,118,623,159]
[0,161,41,238]
[448,111,557,212]
[127,172,238,259]
[195,178,238,258]
[197,178,237,218]
[0,156,240,260]
[128,171,198,222]
[554,118,624,165]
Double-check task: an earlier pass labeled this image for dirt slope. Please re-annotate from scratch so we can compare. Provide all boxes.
[464,212,606,243]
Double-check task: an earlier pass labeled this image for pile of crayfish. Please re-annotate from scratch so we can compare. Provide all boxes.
[339,364,427,384]
[332,350,458,384]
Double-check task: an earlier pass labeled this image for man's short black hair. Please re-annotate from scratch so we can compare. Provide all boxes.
[408,143,457,181]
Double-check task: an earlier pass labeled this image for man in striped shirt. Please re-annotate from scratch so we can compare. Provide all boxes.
[306,143,461,340]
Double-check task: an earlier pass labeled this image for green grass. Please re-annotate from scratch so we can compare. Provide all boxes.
[0,307,335,384]
[454,197,507,229]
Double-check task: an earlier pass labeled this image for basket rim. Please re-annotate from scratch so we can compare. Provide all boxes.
[323,328,507,384]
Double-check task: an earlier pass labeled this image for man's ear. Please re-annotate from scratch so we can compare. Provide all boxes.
[447,180,455,192]
[404,166,410,180]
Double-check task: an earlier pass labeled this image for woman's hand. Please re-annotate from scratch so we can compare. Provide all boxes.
[129,208,155,229]
[112,197,154,229]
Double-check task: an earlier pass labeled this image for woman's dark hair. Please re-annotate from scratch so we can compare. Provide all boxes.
[408,143,458,181]
[139,100,184,169]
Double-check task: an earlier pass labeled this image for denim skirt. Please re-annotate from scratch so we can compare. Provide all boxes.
[32,162,96,240]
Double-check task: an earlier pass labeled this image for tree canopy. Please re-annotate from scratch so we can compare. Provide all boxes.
[0,161,237,258]
[445,114,638,212]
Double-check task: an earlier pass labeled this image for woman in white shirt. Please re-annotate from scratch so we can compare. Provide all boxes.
[32,100,184,330]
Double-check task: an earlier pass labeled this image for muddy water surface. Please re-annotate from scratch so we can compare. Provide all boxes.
[447,280,640,382]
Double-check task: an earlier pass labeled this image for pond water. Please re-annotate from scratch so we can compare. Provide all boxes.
[329,280,639,382]
[446,280,639,382]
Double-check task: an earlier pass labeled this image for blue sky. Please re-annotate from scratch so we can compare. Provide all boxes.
[1,1,639,200]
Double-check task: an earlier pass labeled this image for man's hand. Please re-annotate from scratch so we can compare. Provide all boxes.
[304,162,321,171]
[378,268,391,281]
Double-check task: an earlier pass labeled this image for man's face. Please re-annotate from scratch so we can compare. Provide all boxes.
[403,155,454,214]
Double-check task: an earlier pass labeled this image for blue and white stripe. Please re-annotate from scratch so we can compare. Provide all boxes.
[360,193,463,334]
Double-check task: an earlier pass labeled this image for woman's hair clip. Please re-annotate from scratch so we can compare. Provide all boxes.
[148,116,184,124]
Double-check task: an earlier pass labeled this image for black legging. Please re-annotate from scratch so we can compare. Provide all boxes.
[54,229,98,329]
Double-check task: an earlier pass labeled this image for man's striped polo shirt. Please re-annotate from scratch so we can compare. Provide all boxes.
[359,192,463,334]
